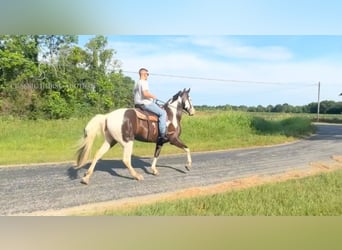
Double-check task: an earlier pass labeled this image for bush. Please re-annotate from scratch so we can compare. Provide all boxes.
[42,91,73,119]
[251,116,315,137]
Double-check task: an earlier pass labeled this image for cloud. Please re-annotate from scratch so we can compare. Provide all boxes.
[107,36,342,105]
[189,36,294,61]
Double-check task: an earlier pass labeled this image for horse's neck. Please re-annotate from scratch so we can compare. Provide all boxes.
[166,100,183,123]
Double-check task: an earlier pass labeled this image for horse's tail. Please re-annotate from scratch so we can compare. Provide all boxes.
[75,114,106,169]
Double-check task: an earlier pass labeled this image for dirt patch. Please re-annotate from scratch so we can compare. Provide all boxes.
[22,155,342,216]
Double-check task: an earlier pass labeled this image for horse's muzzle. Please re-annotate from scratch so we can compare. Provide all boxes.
[189,108,196,116]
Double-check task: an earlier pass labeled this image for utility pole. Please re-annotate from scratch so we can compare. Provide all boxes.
[317,81,321,122]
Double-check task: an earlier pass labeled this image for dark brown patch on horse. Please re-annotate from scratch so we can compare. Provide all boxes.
[122,109,159,143]
[104,118,117,147]
[167,123,176,134]
[122,109,136,142]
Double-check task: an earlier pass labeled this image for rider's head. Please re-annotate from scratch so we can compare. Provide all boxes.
[139,68,149,80]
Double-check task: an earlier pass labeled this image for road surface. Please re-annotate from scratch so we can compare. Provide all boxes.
[1,123,341,215]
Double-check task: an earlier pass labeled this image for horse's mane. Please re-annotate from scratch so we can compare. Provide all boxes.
[166,90,182,105]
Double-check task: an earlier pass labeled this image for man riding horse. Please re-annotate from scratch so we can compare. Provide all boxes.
[133,68,168,145]
[75,69,195,184]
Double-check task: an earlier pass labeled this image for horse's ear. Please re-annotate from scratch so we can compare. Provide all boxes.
[187,88,191,93]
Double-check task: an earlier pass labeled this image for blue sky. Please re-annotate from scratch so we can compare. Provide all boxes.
[79,35,342,106]
[2,0,342,34]
[69,1,342,106]
[82,0,342,35]
[3,0,342,105]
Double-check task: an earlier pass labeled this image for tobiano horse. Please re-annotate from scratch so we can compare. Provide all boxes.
[75,88,195,184]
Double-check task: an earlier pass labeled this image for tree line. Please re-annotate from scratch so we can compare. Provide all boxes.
[0,35,134,119]
[196,100,342,114]
[1,35,341,119]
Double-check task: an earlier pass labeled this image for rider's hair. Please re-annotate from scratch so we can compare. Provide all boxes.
[138,68,148,76]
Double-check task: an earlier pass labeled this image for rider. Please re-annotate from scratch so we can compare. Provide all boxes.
[133,68,168,144]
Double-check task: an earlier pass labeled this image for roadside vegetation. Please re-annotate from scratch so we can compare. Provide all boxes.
[0,111,316,165]
[2,35,340,216]
[0,35,338,165]
[1,35,342,121]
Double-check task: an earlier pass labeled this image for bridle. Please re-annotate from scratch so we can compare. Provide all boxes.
[156,96,192,115]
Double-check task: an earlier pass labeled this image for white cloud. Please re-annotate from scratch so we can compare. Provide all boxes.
[188,37,294,61]
[108,37,342,106]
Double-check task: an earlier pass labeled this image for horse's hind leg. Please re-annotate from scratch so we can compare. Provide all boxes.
[122,141,144,181]
[81,139,113,185]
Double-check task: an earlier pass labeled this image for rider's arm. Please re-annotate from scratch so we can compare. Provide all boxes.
[142,90,157,100]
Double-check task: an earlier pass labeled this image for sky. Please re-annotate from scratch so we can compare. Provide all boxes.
[5,0,340,107]
[79,35,342,106]
[73,0,342,35]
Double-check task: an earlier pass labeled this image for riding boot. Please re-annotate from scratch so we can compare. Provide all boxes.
[157,134,168,145]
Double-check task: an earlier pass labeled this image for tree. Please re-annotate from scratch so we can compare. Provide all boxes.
[1,35,136,119]
[272,104,283,112]
[85,35,118,73]
[0,35,40,116]
[266,105,273,112]
[38,35,78,63]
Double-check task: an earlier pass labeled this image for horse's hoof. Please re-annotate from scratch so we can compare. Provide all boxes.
[135,174,144,181]
[152,170,160,176]
[81,177,89,185]
[185,165,191,171]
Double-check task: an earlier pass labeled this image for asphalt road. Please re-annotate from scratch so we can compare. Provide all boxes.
[1,123,341,215]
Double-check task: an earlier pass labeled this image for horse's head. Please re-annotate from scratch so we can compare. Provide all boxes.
[165,88,195,116]
[180,88,195,116]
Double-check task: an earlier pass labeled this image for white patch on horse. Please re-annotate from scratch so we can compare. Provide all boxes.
[166,96,180,129]
[106,108,128,144]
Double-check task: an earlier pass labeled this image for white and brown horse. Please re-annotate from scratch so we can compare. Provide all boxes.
[75,88,195,184]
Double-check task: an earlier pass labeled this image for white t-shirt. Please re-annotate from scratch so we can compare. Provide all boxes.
[133,79,153,105]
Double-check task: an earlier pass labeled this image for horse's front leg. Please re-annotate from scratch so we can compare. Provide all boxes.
[169,137,192,171]
[183,147,192,171]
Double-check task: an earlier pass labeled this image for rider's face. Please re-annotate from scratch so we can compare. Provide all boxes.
[141,71,149,80]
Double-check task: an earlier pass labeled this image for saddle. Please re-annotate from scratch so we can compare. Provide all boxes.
[134,106,158,122]
[133,105,173,142]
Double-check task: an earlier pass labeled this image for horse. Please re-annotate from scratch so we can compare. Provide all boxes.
[75,88,195,184]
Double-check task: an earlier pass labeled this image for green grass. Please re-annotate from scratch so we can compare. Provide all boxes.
[0,111,315,165]
[251,112,342,124]
[251,116,314,137]
[0,117,88,164]
[102,169,342,216]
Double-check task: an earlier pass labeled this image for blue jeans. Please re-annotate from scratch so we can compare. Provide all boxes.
[143,102,167,136]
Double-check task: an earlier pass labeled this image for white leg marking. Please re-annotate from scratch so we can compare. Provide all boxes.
[151,157,159,175]
[82,141,110,184]
[184,147,192,170]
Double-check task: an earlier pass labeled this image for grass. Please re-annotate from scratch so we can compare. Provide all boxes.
[252,112,342,124]
[101,169,342,216]
[251,116,314,137]
[0,117,87,164]
[0,111,315,165]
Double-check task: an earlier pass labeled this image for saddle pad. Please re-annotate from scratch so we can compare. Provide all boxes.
[134,109,158,122]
